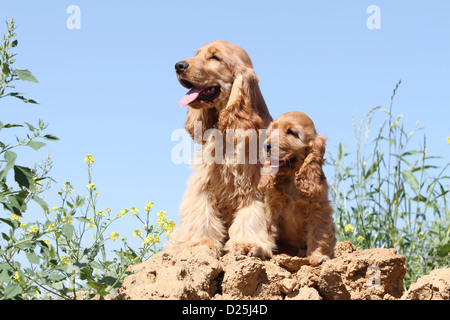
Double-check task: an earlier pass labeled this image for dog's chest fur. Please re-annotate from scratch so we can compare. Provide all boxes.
[269,176,311,251]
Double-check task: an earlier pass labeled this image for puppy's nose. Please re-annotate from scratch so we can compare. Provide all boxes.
[263,142,272,153]
[175,61,189,74]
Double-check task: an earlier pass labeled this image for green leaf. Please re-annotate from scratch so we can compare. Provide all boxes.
[4,193,28,215]
[16,69,38,83]
[24,122,36,131]
[412,194,427,202]
[26,252,40,264]
[402,170,419,192]
[26,140,46,151]
[0,218,15,229]
[16,241,35,249]
[43,134,60,141]
[76,217,90,224]
[13,165,36,192]
[0,150,17,180]
[1,62,10,77]
[47,273,66,281]
[3,283,22,299]
[2,123,23,128]
[364,154,383,180]
[6,92,38,104]
[338,141,345,161]
[33,195,49,212]
[61,224,75,240]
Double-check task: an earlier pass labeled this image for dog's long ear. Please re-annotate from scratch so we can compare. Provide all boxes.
[218,67,271,132]
[295,135,327,197]
[185,107,218,144]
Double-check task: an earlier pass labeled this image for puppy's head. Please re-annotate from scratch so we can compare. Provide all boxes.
[259,111,327,197]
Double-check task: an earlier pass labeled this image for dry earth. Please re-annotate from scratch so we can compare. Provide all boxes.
[116,242,449,300]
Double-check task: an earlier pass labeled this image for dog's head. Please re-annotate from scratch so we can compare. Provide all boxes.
[176,41,271,143]
[175,40,255,110]
[258,111,327,197]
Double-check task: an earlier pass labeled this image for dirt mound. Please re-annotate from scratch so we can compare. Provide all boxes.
[401,268,450,300]
[116,242,448,300]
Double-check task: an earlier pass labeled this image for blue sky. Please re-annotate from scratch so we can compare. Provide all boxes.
[1,1,449,248]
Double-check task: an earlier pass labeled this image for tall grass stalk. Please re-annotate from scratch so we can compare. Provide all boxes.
[329,81,450,287]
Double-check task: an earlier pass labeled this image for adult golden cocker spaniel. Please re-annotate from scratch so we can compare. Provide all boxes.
[258,111,336,265]
[166,40,275,257]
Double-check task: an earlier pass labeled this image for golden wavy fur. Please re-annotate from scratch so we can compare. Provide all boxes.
[258,112,336,266]
[166,41,274,257]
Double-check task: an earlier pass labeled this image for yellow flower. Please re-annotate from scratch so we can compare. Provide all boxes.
[130,207,138,216]
[13,271,20,282]
[133,229,143,238]
[46,223,56,231]
[356,235,365,242]
[106,208,111,213]
[62,216,73,224]
[20,222,27,228]
[28,226,39,234]
[50,206,59,212]
[142,235,152,245]
[44,240,51,246]
[96,210,105,217]
[117,208,129,218]
[61,254,73,266]
[62,182,73,194]
[86,183,96,189]
[141,234,160,245]
[110,231,119,242]
[87,218,96,227]
[156,210,166,225]
[344,224,354,234]
[11,214,20,222]
[84,154,95,164]
[447,135,450,144]
[145,202,154,212]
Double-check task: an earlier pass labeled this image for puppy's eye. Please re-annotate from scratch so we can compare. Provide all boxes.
[209,55,221,61]
[286,129,298,137]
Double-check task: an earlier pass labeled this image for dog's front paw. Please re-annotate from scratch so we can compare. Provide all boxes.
[226,241,273,259]
[308,253,331,266]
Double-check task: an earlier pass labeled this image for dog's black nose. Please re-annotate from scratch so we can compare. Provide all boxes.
[263,142,271,153]
[175,61,189,74]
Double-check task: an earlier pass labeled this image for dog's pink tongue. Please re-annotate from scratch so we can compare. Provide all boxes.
[178,88,202,107]
[270,161,285,168]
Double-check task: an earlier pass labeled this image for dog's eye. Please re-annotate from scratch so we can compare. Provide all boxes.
[286,129,298,137]
[209,55,221,61]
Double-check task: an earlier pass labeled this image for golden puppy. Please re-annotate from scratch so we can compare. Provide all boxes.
[258,111,336,266]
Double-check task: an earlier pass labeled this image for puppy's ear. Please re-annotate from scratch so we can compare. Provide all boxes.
[185,107,218,144]
[295,135,327,197]
[219,67,271,132]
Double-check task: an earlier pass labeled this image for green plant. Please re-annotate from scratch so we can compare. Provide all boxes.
[0,18,38,103]
[0,19,174,300]
[1,154,174,299]
[329,80,450,287]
